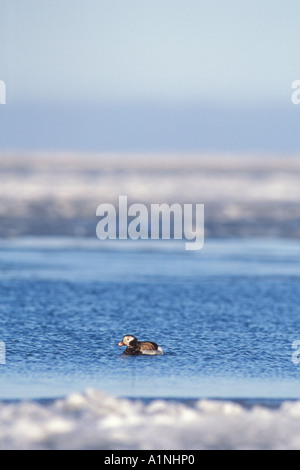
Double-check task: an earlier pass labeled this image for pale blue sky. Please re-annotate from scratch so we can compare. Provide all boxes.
[1,0,299,106]
[1,0,300,152]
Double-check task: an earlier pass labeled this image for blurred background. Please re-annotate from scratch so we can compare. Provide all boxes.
[0,0,300,239]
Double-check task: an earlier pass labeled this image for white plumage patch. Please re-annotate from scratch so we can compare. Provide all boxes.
[140,347,164,356]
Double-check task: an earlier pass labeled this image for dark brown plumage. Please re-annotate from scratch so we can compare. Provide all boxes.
[118,335,162,355]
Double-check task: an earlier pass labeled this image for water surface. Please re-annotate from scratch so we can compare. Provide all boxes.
[0,237,299,401]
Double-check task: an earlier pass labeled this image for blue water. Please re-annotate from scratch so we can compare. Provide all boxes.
[0,237,300,401]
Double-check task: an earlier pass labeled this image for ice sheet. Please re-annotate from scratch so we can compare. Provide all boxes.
[1,389,300,450]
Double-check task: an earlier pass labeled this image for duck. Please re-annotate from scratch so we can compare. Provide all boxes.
[118,335,163,355]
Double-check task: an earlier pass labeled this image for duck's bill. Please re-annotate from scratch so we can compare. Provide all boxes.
[118,341,124,346]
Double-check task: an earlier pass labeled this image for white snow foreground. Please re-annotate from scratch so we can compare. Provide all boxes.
[1,389,300,450]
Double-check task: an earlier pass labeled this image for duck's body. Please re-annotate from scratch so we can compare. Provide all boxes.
[118,335,163,355]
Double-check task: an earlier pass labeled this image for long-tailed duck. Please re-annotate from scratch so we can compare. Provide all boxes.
[118,335,163,355]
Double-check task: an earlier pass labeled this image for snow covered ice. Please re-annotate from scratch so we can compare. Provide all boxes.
[1,389,300,450]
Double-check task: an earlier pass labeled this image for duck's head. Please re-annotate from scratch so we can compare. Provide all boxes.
[118,335,138,348]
